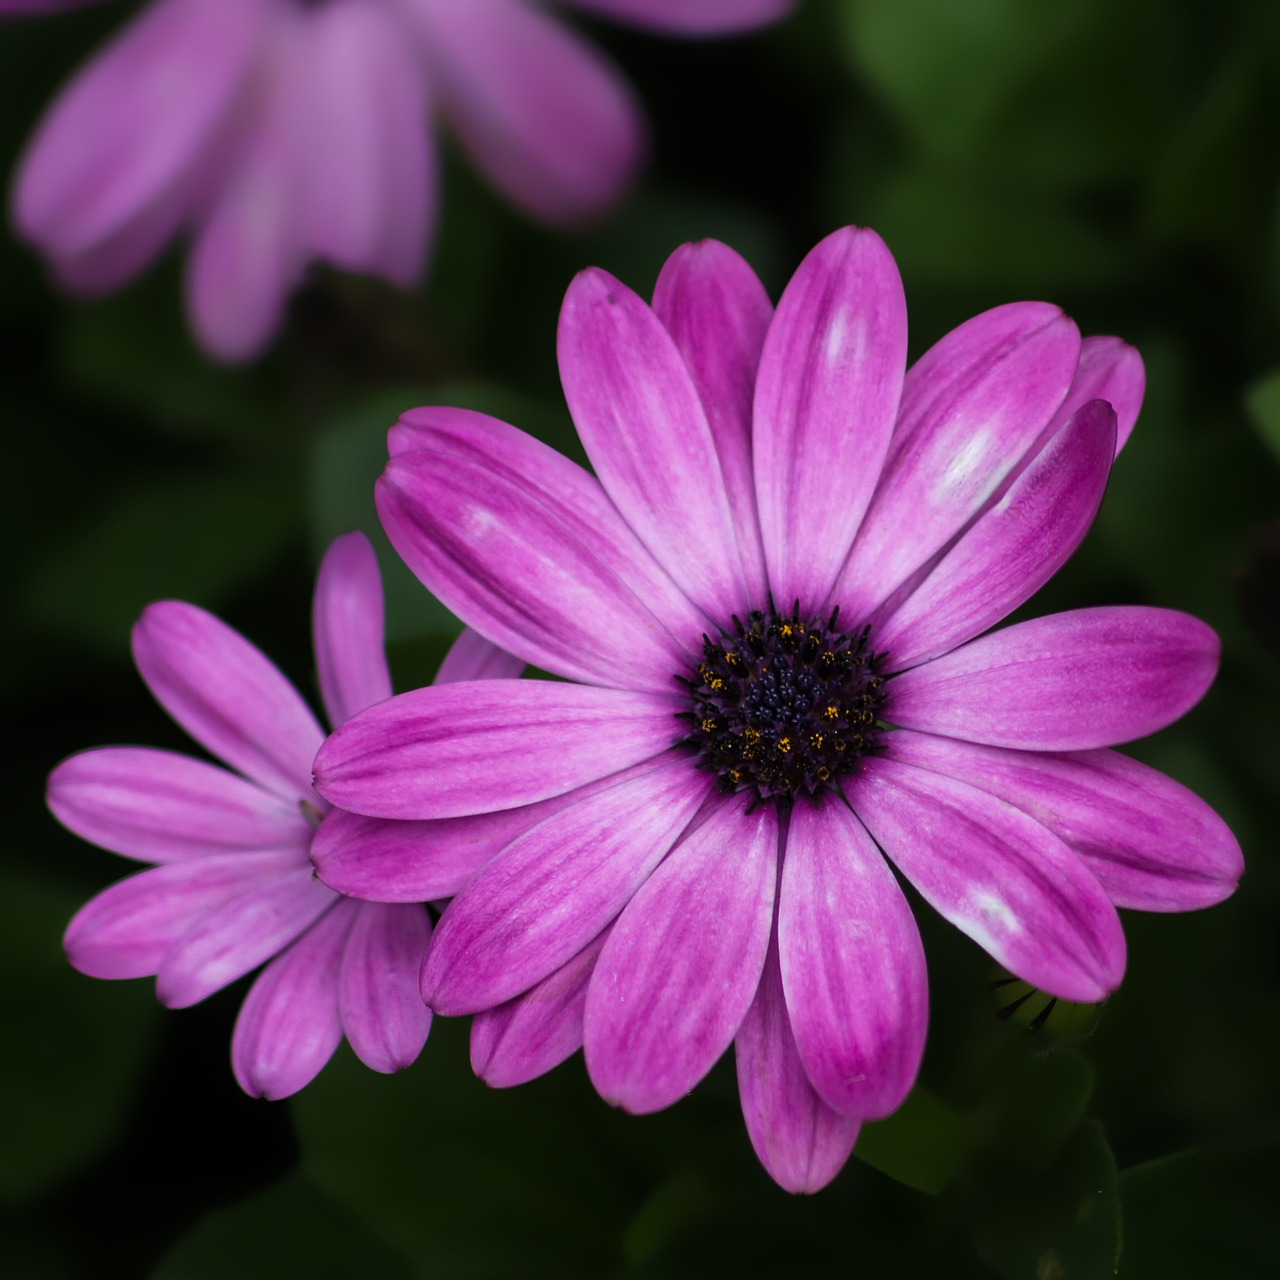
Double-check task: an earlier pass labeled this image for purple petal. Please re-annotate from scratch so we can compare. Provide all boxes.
[434,628,526,684]
[48,747,311,864]
[422,757,709,1014]
[558,0,796,34]
[156,866,338,1008]
[735,928,860,1194]
[558,266,751,618]
[849,756,1126,1002]
[231,899,350,1099]
[1049,335,1145,456]
[651,238,773,606]
[12,0,262,270]
[313,532,393,729]
[378,410,705,690]
[877,399,1117,669]
[753,227,908,612]
[887,607,1220,751]
[885,731,1243,912]
[338,901,433,1075]
[314,680,681,819]
[829,302,1081,623]
[298,0,434,284]
[132,602,325,804]
[778,801,926,1119]
[63,850,302,981]
[402,0,643,223]
[471,927,610,1088]
[583,791,777,1113]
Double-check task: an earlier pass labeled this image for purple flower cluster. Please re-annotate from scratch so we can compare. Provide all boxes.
[50,229,1242,1191]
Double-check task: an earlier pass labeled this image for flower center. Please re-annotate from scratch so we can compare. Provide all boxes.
[679,606,886,803]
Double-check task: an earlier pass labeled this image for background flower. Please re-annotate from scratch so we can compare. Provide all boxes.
[7,0,794,361]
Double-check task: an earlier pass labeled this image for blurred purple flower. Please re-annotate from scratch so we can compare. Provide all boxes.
[47,531,521,1099]
[8,0,794,361]
[313,228,1243,1190]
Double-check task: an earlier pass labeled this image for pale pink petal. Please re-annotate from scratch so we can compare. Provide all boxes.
[132,601,325,804]
[63,850,301,981]
[471,927,610,1088]
[339,901,433,1074]
[885,731,1244,912]
[736,929,860,1194]
[829,302,1081,624]
[779,801,926,1119]
[379,411,705,690]
[850,757,1126,1002]
[403,0,644,223]
[314,680,682,819]
[156,865,337,1008]
[558,266,750,617]
[887,607,1220,751]
[876,399,1117,669]
[48,747,310,864]
[651,238,773,606]
[421,757,709,1014]
[231,898,350,1099]
[434,627,525,684]
[753,227,908,612]
[313,531,393,729]
[584,792,777,1113]
[558,0,796,34]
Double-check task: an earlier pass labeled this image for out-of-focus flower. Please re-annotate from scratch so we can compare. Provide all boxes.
[313,228,1243,1190]
[8,0,795,361]
[47,531,522,1099]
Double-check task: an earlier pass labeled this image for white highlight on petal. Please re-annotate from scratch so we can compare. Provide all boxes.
[936,426,995,497]
[962,889,1023,954]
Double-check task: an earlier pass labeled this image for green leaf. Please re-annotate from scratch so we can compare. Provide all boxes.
[1243,369,1280,466]
[979,1046,1096,1170]
[855,1086,970,1194]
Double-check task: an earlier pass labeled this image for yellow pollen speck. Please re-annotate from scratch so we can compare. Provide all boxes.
[780,623,794,638]
[810,733,824,749]
[701,717,718,732]
[744,727,761,743]
[726,651,742,667]
[823,705,840,721]
[709,677,725,690]
[778,736,792,753]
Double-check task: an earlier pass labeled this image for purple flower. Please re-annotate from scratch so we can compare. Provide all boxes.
[47,531,521,1099]
[312,228,1243,1191]
[9,0,794,362]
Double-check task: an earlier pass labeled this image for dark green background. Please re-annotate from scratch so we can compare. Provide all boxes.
[4,1,1280,1275]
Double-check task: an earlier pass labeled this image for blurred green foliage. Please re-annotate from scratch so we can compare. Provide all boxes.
[5,0,1280,1276]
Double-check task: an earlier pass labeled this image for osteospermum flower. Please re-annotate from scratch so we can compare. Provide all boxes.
[7,0,793,361]
[47,531,521,1098]
[312,228,1243,1190]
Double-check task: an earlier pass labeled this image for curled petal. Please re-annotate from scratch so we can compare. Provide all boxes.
[1048,335,1145,455]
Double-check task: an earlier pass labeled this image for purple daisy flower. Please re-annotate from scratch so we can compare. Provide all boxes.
[8,0,794,362]
[48,531,521,1099]
[312,228,1243,1190]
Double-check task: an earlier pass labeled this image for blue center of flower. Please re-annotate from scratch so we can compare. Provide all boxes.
[679,606,886,803]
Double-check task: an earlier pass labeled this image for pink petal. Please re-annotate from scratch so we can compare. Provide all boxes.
[753,227,908,612]
[156,865,338,1008]
[1048,335,1145,456]
[313,531,393,729]
[47,746,311,864]
[132,601,325,804]
[884,731,1244,912]
[421,757,709,1014]
[887,607,1220,751]
[314,680,682,819]
[403,0,644,223]
[558,266,751,619]
[651,238,773,607]
[558,0,796,34]
[378,410,705,691]
[850,756,1126,1002]
[778,800,926,1119]
[471,927,610,1088]
[876,399,1117,669]
[12,0,263,269]
[736,929,860,1194]
[338,901,433,1075]
[434,628,526,684]
[298,0,434,284]
[63,849,302,981]
[584,791,777,1113]
[231,898,350,1099]
[829,302,1081,624]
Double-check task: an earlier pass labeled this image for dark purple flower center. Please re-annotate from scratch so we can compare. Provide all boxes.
[679,606,886,804]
